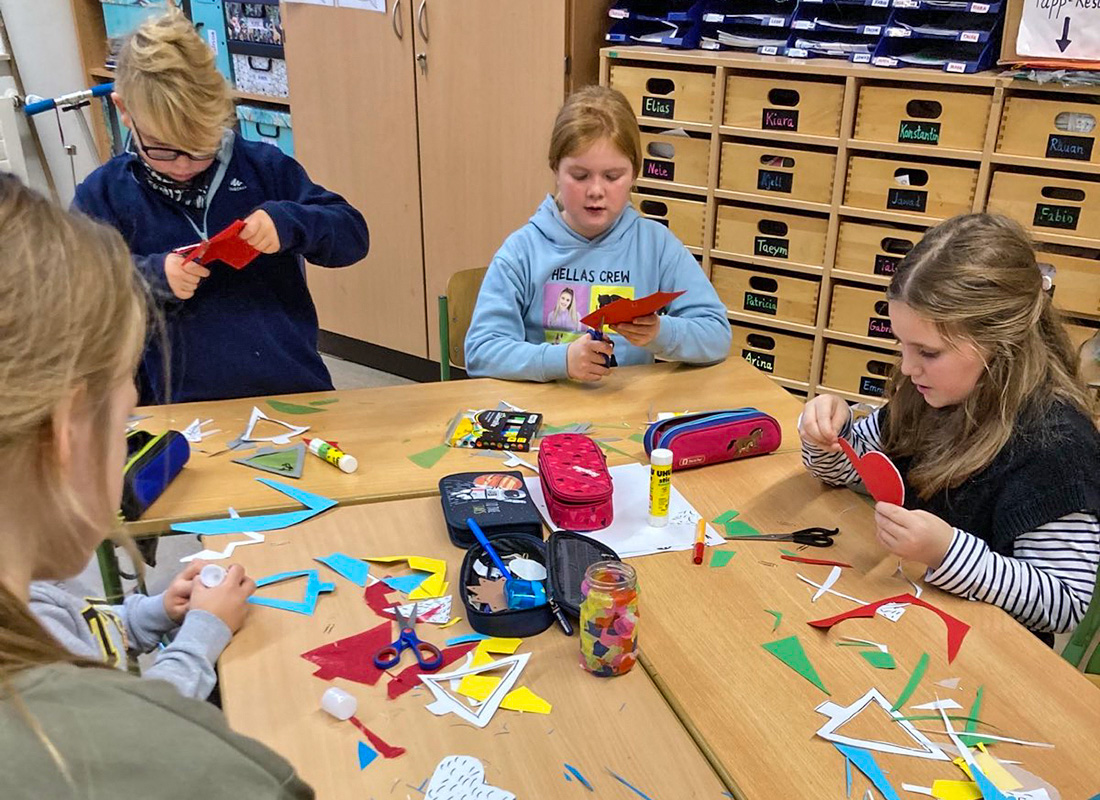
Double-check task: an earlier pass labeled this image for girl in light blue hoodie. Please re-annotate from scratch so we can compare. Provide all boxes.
[465,87,731,383]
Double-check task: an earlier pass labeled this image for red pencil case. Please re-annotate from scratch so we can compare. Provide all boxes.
[643,409,782,471]
[537,434,614,531]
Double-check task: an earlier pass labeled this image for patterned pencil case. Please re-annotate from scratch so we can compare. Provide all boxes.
[537,434,614,532]
[121,430,190,521]
[643,409,782,471]
[438,471,544,548]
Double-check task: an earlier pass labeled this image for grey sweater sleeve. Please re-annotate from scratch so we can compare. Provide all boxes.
[143,610,233,701]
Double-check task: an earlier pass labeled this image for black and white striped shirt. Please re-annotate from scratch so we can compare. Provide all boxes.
[801,409,1100,633]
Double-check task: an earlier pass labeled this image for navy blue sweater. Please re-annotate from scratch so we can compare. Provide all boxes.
[73,134,368,404]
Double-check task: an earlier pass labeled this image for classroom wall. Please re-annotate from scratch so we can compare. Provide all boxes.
[0,0,99,204]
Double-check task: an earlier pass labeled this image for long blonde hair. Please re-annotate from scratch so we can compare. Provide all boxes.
[116,6,234,155]
[0,175,146,679]
[881,213,1092,497]
[548,86,643,177]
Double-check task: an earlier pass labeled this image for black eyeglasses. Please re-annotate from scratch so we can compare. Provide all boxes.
[131,122,217,163]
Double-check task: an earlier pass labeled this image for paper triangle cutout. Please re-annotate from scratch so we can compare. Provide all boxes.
[248,569,336,615]
[233,442,306,478]
[815,687,949,761]
[241,406,309,445]
[420,653,530,728]
[315,552,370,587]
[762,635,829,694]
[170,477,337,535]
[357,741,378,770]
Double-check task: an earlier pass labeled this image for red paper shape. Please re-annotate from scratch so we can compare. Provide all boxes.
[300,622,392,684]
[363,580,398,617]
[807,592,970,663]
[348,716,406,759]
[838,437,904,506]
[781,554,854,568]
[385,642,477,700]
[580,290,685,329]
[176,219,260,270]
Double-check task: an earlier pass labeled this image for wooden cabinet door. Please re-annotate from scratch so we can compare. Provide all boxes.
[285,2,428,357]
[413,0,565,361]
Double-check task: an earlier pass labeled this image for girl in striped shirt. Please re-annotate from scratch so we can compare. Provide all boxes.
[800,214,1100,639]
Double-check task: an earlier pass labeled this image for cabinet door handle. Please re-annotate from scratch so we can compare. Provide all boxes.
[416,0,429,41]
[416,52,428,74]
[392,0,403,39]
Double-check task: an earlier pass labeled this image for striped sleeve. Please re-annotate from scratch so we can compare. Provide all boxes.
[925,512,1100,634]
[800,408,885,488]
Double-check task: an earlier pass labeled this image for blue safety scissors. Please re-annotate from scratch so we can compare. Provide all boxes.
[586,329,618,368]
[372,604,444,671]
[722,526,840,548]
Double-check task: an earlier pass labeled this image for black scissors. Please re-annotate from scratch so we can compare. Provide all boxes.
[723,526,840,548]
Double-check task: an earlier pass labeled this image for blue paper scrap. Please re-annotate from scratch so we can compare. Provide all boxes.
[845,756,852,798]
[445,633,491,646]
[315,552,370,587]
[564,764,594,791]
[170,477,336,535]
[832,744,899,800]
[382,573,431,594]
[606,769,655,800]
[358,741,378,770]
[249,569,336,615]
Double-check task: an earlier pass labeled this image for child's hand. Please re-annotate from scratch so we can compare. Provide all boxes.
[240,209,281,254]
[798,394,851,452]
[873,503,954,568]
[611,314,660,347]
[189,564,256,633]
[163,561,205,623]
[165,253,211,300]
[567,335,614,382]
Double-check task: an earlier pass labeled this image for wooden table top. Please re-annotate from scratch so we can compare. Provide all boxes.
[129,358,805,534]
[635,451,1100,799]
[216,496,729,800]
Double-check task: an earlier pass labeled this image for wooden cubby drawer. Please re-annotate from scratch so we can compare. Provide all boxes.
[987,171,1100,239]
[844,156,978,218]
[611,65,715,125]
[714,204,829,266]
[1040,248,1100,319]
[631,191,706,248]
[731,323,814,382]
[829,284,895,341]
[712,263,820,326]
[998,95,1100,165]
[835,221,920,278]
[640,131,711,188]
[853,84,992,152]
[719,142,836,204]
[821,342,896,400]
[723,74,845,137]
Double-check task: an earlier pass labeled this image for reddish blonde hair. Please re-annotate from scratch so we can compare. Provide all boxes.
[548,86,642,177]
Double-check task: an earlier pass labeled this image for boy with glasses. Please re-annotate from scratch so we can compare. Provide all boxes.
[74,10,368,404]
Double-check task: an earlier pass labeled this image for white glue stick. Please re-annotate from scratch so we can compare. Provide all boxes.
[648,448,673,527]
[305,438,359,474]
[321,687,358,720]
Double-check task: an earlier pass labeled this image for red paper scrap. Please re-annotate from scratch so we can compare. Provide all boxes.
[175,219,259,270]
[348,716,406,759]
[300,622,392,684]
[580,290,685,329]
[781,554,854,568]
[807,592,970,663]
[363,580,399,617]
[838,437,905,506]
[385,643,478,700]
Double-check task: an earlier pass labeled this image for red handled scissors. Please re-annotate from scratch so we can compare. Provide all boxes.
[372,603,443,671]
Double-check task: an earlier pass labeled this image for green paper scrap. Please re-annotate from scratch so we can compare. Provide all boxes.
[891,652,930,710]
[722,520,761,538]
[595,440,634,459]
[860,650,897,670]
[629,433,646,444]
[408,444,449,469]
[762,635,829,694]
[267,399,326,415]
[779,548,799,556]
[541,422,580,434]
[309,398,339,406]
[712,510,740,525]
[965,685,983,733]
[709,550,736,568]
[765,609,782,632]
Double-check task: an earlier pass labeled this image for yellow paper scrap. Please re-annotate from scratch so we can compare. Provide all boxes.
[956,746,1023,791]
[408,556,447,574]
[440,617,462,629]
[930,780,982,800]
[409,574,448,600]
[456,674,501,702]
[366,556,447,600]
[471,637,524,667]
[501,686,551,714]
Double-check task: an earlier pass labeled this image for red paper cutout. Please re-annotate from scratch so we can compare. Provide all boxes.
[385,643,477,700]
[363,580,398,617]
[781,554,854,568]
[176,219,260,270]
[807,592,970,663]
[580,290,685,329]
[838,437,905,506]
[348,716,406,759]
[300,622,392,684]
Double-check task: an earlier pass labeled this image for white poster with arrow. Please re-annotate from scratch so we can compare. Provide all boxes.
[1017,0,1100,61]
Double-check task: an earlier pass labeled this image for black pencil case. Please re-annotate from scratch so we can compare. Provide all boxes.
[121,430,190,521]
[438,471,544,548]
[459,528,621,638]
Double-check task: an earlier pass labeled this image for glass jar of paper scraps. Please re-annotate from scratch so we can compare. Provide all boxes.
[579,560,639,677]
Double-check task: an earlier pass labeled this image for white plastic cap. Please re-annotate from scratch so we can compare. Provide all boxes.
[199,564,227,588]
[338,454,359,474]
[321,687,358,720]
[650,448,674,466]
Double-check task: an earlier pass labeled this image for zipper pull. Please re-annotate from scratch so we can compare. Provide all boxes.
[549,597,573,636]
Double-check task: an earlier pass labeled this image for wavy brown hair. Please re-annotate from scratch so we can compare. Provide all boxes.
[880,213,1092,498]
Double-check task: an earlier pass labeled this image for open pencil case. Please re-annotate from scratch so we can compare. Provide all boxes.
[121,430,190,521]
[643,408,782,470]
[537,434,614,531]
[458,529,621,638]
[438,470,544,547]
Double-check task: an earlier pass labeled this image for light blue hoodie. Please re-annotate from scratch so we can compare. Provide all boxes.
[465,195,731,381]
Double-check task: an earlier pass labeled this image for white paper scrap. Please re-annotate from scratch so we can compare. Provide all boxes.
[424,755,515,800]
[421,653,530,729]
[815,687,950,761]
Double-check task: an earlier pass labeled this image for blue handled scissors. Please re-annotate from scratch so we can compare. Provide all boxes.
[586,329,618,368]
[372,604,444,671]
[722,526,840,548]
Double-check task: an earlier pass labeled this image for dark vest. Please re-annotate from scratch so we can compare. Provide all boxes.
[884,401,1100,556]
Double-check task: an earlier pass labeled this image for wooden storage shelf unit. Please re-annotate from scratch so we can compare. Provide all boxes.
[602,45,1100,401]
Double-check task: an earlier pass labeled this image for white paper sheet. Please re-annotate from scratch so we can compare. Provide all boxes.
[424,755,516,800]
[815,688,950,761]
[180,509,264,562]
[524,463,723,558]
